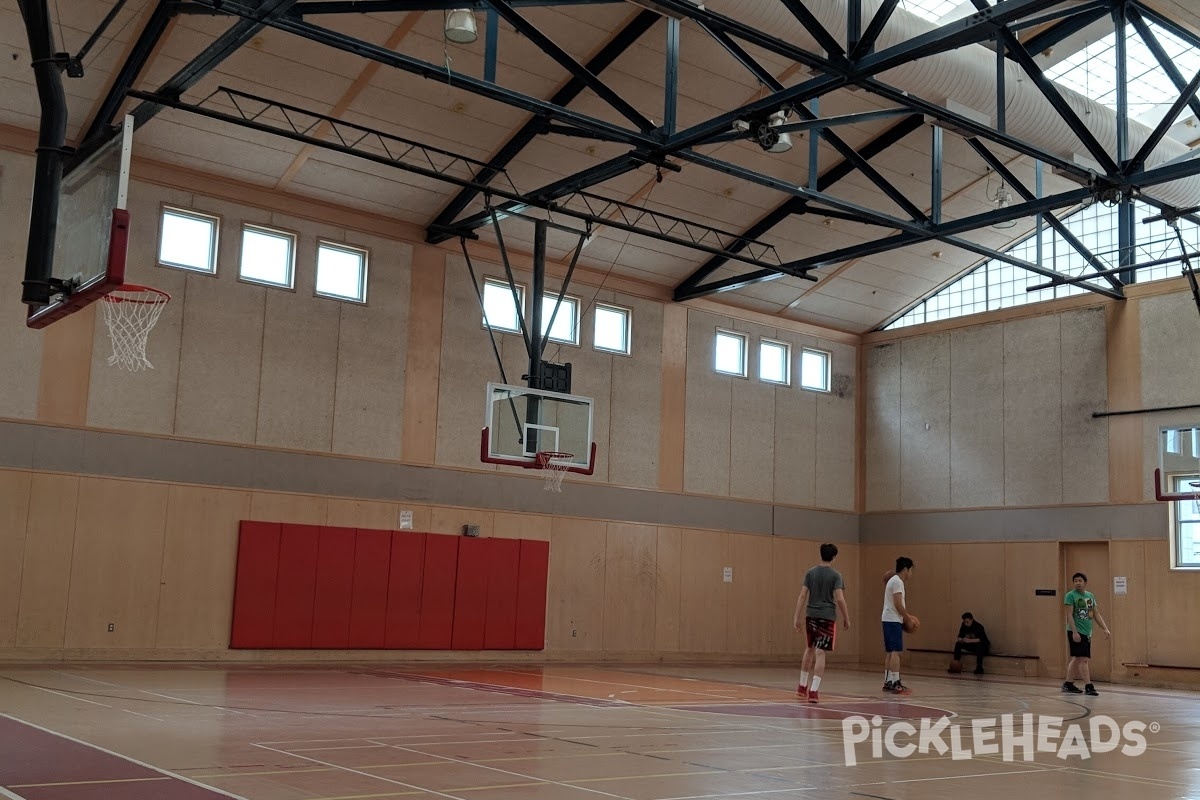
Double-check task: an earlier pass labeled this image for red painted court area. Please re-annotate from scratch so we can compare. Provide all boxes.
[0,715,238,800]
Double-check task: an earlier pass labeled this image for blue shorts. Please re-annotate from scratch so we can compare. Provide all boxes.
[882,621,904,653]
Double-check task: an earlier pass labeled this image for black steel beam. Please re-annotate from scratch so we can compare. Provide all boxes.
[1020,3,1108,58]
[77,0,175,152]
[122,0,299,139]
[969,0,1118,174]
[483,0,654,132]
[968,139,1123,290]
[674,115,925,296]
[188,0,660,151]
[1127,7,1200,146]
[425,10,657,240]
[850,0,899,59]
[295,0,619,11]
[1126,67,1200,176]
[780,0,845,60]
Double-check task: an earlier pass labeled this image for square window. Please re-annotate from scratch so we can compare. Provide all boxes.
[714,329,747,377]
[541,293,580,345]
[316,240,368,303]
[158,207,218,273]
[482,278,524,333]
[239,225,295,289]
[800,347,831,392]
[759,339,790,385]
[593,303,631,355]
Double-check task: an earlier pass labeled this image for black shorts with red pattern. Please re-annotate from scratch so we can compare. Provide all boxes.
[805,617,837,651]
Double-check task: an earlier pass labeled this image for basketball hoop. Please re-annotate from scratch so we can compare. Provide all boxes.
[535,451,574,492]
[101,285,170,371]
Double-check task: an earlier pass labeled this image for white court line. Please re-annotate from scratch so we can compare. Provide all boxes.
[252,742,473,800]
[286,744,388,753]
[0,712,249,800]
[365,739,646,800]
[136,689,249,716]
[256,732,522,746]
[0,787,28,800]
[27,686,111,708]
[122,709,166,722]
[51,671,122,688]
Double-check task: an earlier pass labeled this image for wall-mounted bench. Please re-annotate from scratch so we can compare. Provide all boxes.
[904,647,1039,677]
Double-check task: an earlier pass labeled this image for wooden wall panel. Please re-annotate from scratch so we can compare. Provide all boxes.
[249,492,328,525]
[678,529,727,652]
[1108,540,1147,680]
[15,474,79,648]
[654,527,682,652]
[1004,542,1063,673]
[430,506,494,538]
[0,471,32,648]
[1061,542,1112,680]
[602,523,657,652]
[494,512,552,542]
[949,543,1006,649]
[1144,540,1200,667]
[401,246,445,465]
[325,499,402,530]
[157,485,252,649]
[65,479,169,649]
[658,305,688,493]
[726,533,774,653]
[769,538,809,657]
[547,518,606,651]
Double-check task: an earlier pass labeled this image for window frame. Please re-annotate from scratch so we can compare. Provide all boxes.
[799,346,832,393]
[592,301,633,356]
[540,291,582,347]
[157,205,220,275]
[481,277,526,334]
[237,222,298,290]
[758,337,792,386]
[714,328,749,378]
[1169,472,1200,570]
[315,239,370,304]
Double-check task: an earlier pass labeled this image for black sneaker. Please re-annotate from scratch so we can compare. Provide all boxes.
[1085,684,1099,696]
[1062,682,1083,694]
[974,667,985,675]
[883,681,895,692]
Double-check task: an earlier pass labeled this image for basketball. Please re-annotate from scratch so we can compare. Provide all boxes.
[948,659,963,674]
[903,615,920,633]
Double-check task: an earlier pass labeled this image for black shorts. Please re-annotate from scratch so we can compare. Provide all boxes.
[1067,631,1091,658]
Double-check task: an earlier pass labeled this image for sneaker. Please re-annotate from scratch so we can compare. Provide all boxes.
[1062,682,1083,694]
[974,667,985,675]
[892,682,912,695]
[797,684,808,698]
[1085,684,1099,696]
[882,681,895,693]
[807,690,819,704]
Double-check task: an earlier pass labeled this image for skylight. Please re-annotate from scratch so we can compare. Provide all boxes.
[898,0,966,23]
[1045,21,1200,132]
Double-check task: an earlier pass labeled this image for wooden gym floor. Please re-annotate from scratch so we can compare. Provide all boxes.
[0,663,1197,800]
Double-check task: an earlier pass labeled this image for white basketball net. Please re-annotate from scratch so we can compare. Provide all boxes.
[101,287,170,371]
[539,452,574,492]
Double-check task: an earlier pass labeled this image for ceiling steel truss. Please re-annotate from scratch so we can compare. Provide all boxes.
[60,0,1200,314]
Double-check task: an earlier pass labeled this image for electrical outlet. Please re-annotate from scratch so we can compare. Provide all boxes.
[107,623,115,632]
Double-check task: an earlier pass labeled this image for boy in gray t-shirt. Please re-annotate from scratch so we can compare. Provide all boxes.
[792,543,851,704]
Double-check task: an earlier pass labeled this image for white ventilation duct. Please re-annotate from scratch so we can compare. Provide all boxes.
[710,0,1200,209]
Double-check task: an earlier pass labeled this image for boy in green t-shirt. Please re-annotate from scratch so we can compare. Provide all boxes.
[1062,572,1111,696]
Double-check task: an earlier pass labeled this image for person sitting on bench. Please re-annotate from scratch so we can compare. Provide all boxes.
[950,612,990,675]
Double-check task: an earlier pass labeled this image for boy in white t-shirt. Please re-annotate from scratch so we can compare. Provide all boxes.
[881,557,915,694]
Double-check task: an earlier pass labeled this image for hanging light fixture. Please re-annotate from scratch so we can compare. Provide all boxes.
[444,9,478,44]
[987,174,1017,229]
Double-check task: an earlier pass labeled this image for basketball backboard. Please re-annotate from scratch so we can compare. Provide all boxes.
[1154,426,1200,500]
[481,382,596,475]
[26,115,134,328]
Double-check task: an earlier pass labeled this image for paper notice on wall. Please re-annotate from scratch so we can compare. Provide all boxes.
[399,510,414,530]
[723,567,733,583]
[1114,576,1127,595]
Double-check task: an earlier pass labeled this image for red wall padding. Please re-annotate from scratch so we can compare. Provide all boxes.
[451,538,491,649]
[348,529,392,648]
[418,534,459,649]
[230,524,546,650]
[515,539,551,649]
[272,524,320,648]
[311,526,356,648]
[483,538,521,649]
[229,521,281,648]
[384,532,426,649]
